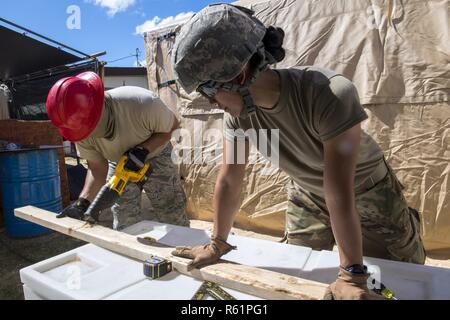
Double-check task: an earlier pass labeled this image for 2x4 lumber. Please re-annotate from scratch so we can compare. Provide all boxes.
[15,206,328,300]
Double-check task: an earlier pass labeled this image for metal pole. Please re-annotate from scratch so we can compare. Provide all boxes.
[135,48,141,67]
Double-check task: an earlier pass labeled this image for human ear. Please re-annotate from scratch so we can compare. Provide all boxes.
[240,70,247,85]
[237,66,250,85]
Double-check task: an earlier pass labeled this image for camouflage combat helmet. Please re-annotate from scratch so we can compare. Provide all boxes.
[172,3,276,118]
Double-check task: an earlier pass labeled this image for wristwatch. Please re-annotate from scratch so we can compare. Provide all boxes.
[342,264,368,275]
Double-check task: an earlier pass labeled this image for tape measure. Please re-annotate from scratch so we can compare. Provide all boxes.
[372,281,398,300]
[143,256,172,279]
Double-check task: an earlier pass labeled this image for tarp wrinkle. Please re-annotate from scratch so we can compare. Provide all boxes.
[144,0,450,252]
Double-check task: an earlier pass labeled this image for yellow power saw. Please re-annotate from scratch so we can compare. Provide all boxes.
[84,152,151,223]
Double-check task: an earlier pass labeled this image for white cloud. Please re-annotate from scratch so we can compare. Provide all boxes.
[133,9,146,18]
[86,0,136,17]
[135,11,195,35]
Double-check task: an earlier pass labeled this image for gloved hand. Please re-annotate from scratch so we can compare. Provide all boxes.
[57,198,91,220]
[124,146,149,173]
[172,237,237,271]
[323,265,388,300]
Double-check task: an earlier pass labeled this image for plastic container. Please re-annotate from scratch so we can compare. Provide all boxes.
[0,146,62,237]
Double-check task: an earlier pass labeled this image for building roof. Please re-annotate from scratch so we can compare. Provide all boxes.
[104,67,148,77]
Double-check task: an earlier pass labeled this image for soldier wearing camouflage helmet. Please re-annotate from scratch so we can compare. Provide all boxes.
[171,4,425,300]
[171,3,276,119]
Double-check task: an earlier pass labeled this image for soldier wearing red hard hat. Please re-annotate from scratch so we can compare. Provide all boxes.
[47,72,189,230]
[47,72,105,142]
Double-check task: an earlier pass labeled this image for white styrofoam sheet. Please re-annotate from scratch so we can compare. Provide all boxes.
[128,221,314,276]
[106,273,261,300]
[23,285,44,300]
[123,221,450,300]
[20,244,146,300]
[301,250,450,300]
[21,220,450,300]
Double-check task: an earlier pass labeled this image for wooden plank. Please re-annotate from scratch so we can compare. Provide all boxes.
[0,120,70,207]
[15,206,328,300]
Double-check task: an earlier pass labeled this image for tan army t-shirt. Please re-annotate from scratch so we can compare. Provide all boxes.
[224,66,384,197]
[77,86,175,163]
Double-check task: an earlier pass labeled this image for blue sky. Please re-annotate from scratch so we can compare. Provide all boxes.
[1,0,233,67]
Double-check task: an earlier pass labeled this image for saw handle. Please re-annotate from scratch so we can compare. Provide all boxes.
[84,185,120,223]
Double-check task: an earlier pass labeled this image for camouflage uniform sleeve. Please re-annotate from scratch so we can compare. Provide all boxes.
[313,75,368,142]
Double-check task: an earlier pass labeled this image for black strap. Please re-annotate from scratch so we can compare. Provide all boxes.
[238,87,256,115]
[157,32,177,42]
[158,80,177,89]
[342,264,368,275]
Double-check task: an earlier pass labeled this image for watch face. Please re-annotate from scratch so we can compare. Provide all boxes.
[344,264,367,274]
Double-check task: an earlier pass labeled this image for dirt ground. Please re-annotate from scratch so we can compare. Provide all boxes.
[1,218,449,300]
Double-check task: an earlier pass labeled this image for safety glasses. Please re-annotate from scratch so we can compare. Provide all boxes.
[196,83,219,99]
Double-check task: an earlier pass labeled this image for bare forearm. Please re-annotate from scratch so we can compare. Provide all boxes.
[326,194,363,267]
[79,169,108,202]
[323,124,364,268]
[213,173,243,240]
[79,160,109,202]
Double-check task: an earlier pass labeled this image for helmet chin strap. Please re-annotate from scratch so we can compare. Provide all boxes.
[205,44,276,120]
[234,44,276,119]
[238,86,256,119]
[204,81,257,119]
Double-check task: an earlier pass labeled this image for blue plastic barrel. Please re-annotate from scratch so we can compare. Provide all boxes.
[0,146,62,238]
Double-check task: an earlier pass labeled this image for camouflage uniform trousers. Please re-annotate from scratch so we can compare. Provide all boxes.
[101,144,189,231]
[285,161,426,264]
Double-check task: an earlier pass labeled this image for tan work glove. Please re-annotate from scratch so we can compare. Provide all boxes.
[172,237,237,271]
[323,266,388,300]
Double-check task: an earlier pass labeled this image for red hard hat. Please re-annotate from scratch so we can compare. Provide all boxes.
[46,72,105,142]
